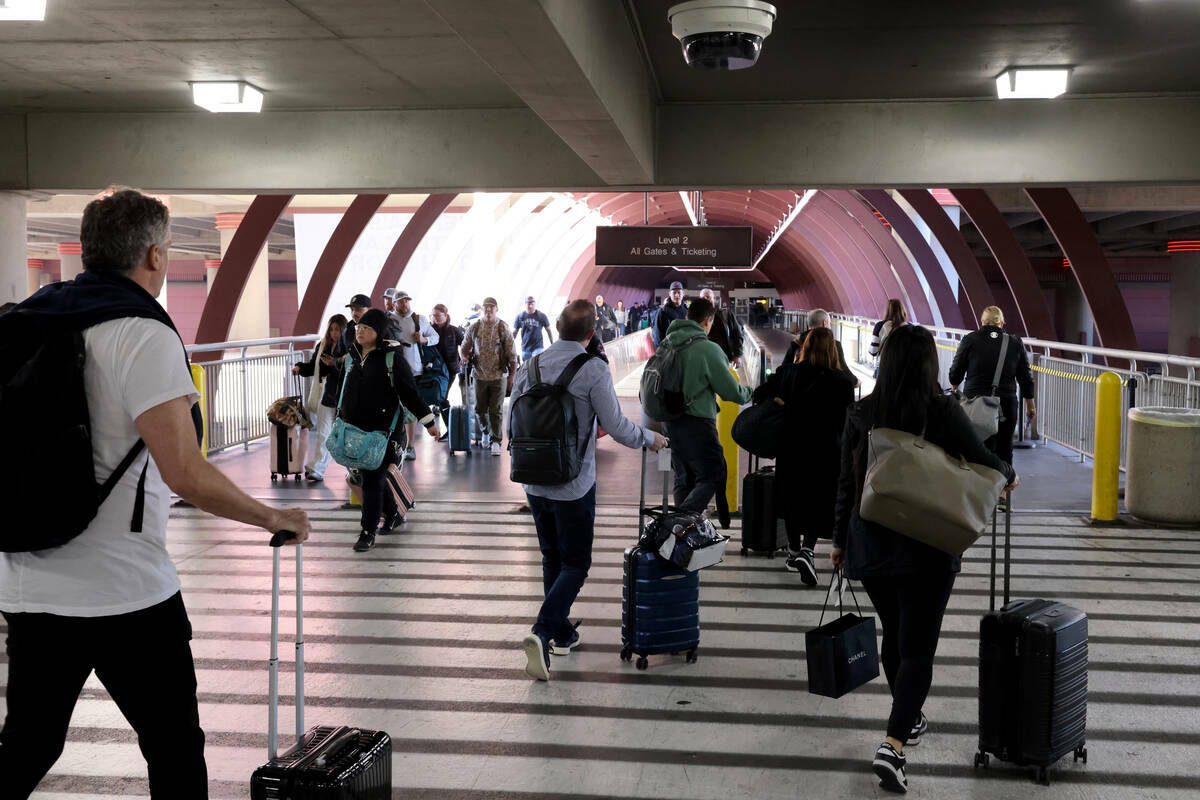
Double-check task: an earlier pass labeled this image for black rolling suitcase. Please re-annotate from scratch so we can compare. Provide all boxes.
[975,497,1089,785]
[741,457,783,557]
[251,533,393,799]
[620,446,701,671]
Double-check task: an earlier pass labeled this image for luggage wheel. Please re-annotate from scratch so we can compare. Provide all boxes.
[740,546,748,556]
[294,474,302,483]
[270,474,278,482]
[685,648,698,664]
[1073,746,1087,764]
[973,752,989,769]
[1035,766,1050,786]
[635,656,648,671]
[619,647,633,663]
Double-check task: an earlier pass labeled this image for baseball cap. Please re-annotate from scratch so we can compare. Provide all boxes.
[346,293,371,308]
[482,296,498,307]
[525,296,536,303]
[395,290,412,301]
[382,287,397,299]
[669,281,684,290]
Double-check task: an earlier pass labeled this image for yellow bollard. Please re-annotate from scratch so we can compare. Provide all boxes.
[1090,371,1122,523]
[715,367,741,513]
[189,364,208,459]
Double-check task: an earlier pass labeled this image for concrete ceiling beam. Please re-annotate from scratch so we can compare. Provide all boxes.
[423,0,655,185]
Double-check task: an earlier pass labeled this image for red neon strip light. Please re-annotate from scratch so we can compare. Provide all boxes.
[1061,257,1071,269]
[27,259,44,269]
[204,259,222,270]
[1167,240,1200,252]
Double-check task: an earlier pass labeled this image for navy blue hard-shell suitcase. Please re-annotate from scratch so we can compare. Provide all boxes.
[620,447,700,670]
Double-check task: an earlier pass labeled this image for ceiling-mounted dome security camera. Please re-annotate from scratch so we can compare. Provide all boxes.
[668,1,777,71]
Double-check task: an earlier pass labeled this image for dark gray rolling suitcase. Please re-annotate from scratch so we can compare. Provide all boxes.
[740,456,784,557]
[975,498,1089,785]
[620,446,701,671]
[251,533,392,799]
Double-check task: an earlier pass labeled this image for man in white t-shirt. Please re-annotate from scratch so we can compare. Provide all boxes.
[0,189,312,800]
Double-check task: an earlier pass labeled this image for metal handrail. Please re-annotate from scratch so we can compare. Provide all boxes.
[185,334,320,354]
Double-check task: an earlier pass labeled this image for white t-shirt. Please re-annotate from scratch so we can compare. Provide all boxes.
[0,317,198,617]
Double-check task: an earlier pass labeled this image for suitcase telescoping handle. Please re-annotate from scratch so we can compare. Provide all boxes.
[268,531,305,761]
[988,497,1013,610]
[639,443,672,519]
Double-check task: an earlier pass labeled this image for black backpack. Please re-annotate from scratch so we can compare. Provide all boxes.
[508,352,594,485]
[0,311,148,551]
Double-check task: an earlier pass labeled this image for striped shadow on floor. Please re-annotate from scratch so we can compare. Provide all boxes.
[19,501,1200,799]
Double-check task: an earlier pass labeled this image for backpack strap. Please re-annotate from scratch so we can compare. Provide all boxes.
[989,334,1010,396]
[334,354,352,417]
[98,439,146,505]
[385,350,402,435]
[554,352,595,388]
[529,353,542,386]
[130,455,149,533]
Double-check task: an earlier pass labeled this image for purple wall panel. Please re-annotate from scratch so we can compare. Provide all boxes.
[167,284,207,345]
[1120,285,1170,353]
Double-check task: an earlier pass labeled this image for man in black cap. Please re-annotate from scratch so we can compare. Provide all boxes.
[652,280,689,347]
[337,293,372,361]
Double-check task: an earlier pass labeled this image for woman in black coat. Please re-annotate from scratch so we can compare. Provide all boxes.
[753,327,855,584]
[338,309,441,553]
[292,314,346,481]
[832,324,1017,793]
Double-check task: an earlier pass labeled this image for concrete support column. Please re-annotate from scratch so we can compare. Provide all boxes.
[57,241,82,283]
[26,258,44,297]
[1168,246,1200,357]
[0,192,28,304]
[204,259,221,293]
[216,212,270,343]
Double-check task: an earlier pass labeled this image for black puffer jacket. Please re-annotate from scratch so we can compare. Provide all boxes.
[948,325,1035,399]
[432,321,465,374]
[338,343,433,435]
[834,393,1016,579]
[295,341,339,408]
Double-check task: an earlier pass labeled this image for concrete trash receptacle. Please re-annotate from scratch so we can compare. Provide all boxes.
[1126,407,1200,525]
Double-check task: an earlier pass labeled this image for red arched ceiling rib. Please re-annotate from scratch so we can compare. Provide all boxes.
[856,189,965,329]
[794,208,883,315]
[293,194,386,336]
[825,189,935,325]
[897,189,996,322]
[809,191,905,315]
[950,189,1055,340]
[371,193,457,300]
[193,193,294,362]
[787,215,871,315]
[760,247,837,310]
[1025,188,1140,352]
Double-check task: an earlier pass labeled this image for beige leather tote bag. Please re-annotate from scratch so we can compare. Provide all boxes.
[859,426,1007,556]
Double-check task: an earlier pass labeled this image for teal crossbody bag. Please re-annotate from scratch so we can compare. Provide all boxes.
[327,351,402,471]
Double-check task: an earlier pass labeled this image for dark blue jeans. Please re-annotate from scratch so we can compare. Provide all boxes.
[527,485,597,642]
[666,415,726,513]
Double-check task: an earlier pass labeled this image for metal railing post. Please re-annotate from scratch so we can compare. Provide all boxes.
[241,345,250,451]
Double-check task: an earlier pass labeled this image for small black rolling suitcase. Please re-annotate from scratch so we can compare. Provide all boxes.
[975,497,1089,785]
[740,457,783,557]
[251,533,393,799]
[620,446,701,671]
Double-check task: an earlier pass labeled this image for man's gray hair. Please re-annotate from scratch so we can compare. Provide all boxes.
[807,308,830,329]
[80,188,170,276]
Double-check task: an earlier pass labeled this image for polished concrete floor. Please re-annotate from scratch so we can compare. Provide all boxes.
[14,421,1200,799]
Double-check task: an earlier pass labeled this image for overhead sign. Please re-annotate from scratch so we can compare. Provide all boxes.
[596,226,753,269]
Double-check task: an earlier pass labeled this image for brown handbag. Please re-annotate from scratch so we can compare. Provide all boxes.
[859,426,1007,556]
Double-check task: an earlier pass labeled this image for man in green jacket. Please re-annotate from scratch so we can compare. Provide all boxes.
[662,297,754,516]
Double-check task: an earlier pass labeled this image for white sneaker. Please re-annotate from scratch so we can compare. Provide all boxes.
[491,442,501,457]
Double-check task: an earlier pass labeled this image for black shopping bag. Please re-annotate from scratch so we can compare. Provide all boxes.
[806,570,880,698]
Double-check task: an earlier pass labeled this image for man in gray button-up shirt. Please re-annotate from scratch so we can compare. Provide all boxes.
[510,299,666,681]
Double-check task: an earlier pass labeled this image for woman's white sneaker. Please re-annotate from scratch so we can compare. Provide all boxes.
[872,741,908,793]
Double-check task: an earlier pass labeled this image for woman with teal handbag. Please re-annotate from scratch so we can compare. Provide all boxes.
[329,309,442,552]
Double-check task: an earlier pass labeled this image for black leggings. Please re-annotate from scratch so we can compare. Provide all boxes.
[359,447,400,532]
[860,572,957,742]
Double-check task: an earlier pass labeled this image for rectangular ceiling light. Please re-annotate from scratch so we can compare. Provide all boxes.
[0,0,47,20]
[995,68,1070,100]
[191,81,264,113]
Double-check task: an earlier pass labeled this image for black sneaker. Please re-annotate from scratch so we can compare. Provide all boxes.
[873,742,908,794]
[784,548,818,586]
[522,633,551,681]
[380,511,405,533]
[550,621,582,656]
[907,713,928,746]
[353,530,376,552]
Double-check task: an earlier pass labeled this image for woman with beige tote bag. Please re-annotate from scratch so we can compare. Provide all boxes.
[831,325,1017,794]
